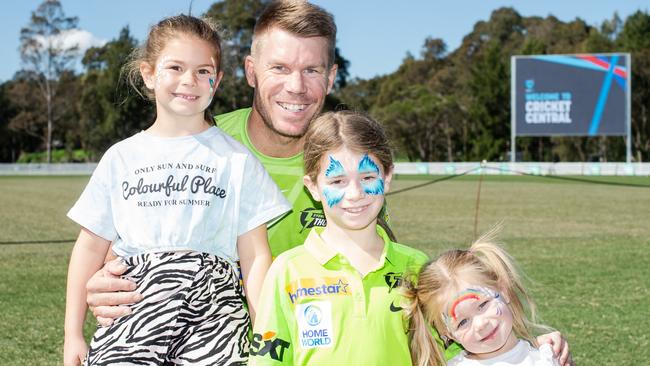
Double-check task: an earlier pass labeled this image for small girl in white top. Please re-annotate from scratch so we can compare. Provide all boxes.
[405,229,560,366]
[63,15,290,366]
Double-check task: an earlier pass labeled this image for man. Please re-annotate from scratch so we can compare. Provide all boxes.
[84,1,573,364]
[215,0,337,257]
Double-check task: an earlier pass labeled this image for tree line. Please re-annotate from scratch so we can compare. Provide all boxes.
[1,0,649,163]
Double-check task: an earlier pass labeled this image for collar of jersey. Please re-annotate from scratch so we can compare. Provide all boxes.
[304,225,396,271]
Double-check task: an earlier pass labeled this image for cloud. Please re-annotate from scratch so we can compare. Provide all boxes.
[35,29,107,54]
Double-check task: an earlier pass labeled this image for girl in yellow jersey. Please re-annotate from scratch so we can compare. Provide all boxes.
[249,110,436,365]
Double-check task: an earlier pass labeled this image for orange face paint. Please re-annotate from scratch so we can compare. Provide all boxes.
[442,286,499,332]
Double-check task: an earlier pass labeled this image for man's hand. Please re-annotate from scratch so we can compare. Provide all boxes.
[86,259,142,326]
[537,331,574,366]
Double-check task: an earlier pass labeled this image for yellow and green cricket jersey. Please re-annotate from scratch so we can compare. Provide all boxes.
[215,108,326,257]
[250,225,433,365]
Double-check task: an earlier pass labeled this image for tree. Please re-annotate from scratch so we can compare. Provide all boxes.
[204,0,268,114]
[618,10,650,161]
[332,48,351,89]
[78,27,154,159]
[368,37,462,161]
[6,73,48,159]
[466,41,510,160]
[0,82,19,162]
[19,0,79,163]
[374,86,462,162]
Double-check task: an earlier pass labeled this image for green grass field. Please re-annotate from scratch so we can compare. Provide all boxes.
[1,175,649,365]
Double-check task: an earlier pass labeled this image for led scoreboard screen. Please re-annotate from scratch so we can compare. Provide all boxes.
[512,54,630,136]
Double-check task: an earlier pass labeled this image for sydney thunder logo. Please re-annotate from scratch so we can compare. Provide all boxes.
[299,208,327,232]
[384,272,403,293]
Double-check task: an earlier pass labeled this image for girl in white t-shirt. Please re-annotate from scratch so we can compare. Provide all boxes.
[63,15,290,366]
[405,229,560,366]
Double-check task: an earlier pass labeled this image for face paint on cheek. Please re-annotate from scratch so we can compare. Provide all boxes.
[323,186,344,208]
[493,292,506,317]
[323,156,346,207]
[208,56,217,96]
[154,55,171,89]
[203,77,216,109]
[208,78,215,95]
[358,154,385,195]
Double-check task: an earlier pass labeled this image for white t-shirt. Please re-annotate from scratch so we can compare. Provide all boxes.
[447,340,559,366]
[68,127,291,264]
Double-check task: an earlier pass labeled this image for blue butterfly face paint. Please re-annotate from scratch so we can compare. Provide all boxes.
[323,186,344,208]
[358,154,385,196]
[320,154,386,208]
[325,156,345,178]
[323,156,346,207]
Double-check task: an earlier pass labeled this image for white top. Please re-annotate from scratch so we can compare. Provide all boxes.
[447,340,559,366]
[68,127,291,264]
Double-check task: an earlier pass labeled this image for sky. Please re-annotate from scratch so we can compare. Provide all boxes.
[1,0,648,83]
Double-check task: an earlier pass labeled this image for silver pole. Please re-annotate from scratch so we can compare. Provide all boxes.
[626,53,632,163]
[511,56,517,163]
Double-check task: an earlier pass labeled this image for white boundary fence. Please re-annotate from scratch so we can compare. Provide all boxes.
[0,163,98,176]
[394,162,650,176]
[1,162,650,176]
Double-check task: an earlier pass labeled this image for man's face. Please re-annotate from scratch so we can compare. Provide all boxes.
[245,28,337,138]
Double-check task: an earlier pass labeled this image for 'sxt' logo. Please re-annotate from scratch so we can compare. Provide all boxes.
[250,332,291,361]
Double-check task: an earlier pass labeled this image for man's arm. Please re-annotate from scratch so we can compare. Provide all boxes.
[537,331,574,366]
[85,258,143,326]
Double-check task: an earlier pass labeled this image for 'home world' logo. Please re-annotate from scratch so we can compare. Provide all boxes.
[298,302,333,349]
[304,305,322,326]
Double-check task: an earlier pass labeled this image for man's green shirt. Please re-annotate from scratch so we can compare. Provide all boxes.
[215,108,326,257]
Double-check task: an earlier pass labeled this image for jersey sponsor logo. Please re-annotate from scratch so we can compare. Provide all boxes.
[304,304,323,326]
[389,301,403,312]
[286,278,349,304]
[250,331,291,362]
[384,272,403,293]
[299,208,327,232]
[297,301,334,349]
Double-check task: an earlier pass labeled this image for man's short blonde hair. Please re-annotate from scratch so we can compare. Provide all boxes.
[252,0,336,67]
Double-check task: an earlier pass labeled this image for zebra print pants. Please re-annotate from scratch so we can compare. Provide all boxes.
[84,251,250,365]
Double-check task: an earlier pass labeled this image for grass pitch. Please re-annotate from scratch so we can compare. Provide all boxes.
[1,174,649,365]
